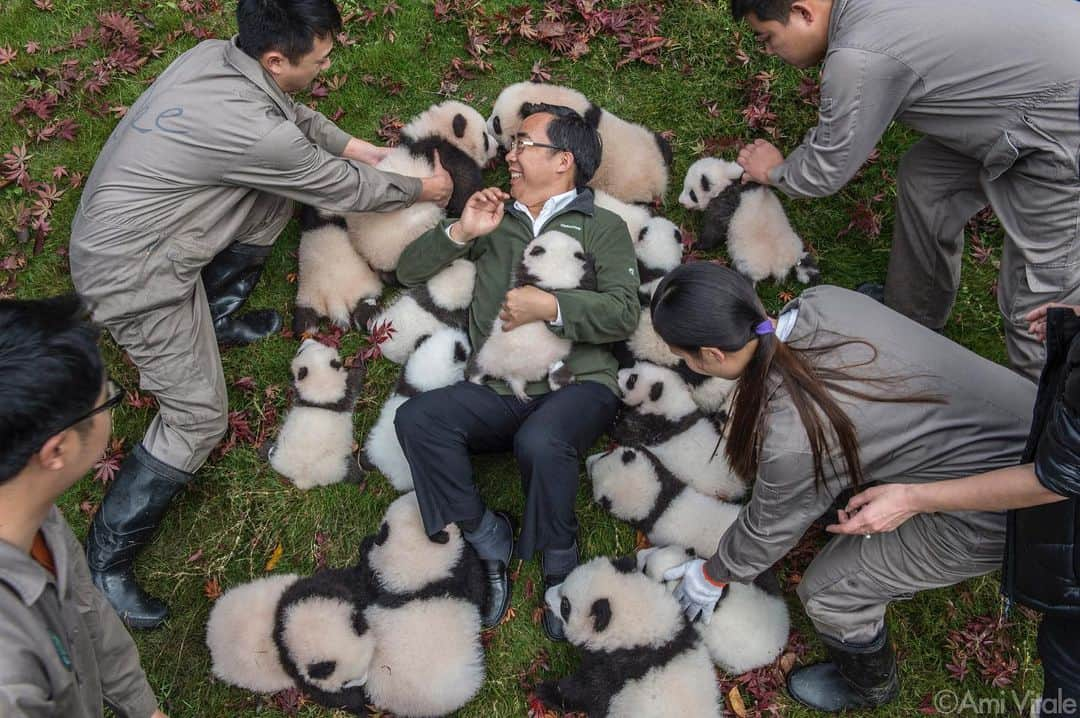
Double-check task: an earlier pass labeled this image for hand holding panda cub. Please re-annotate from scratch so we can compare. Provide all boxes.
[467,230,598,401]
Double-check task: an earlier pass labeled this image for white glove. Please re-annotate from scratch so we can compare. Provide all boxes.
[663,558,728,624]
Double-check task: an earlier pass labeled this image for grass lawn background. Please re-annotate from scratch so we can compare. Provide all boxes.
[0,0,1036,715]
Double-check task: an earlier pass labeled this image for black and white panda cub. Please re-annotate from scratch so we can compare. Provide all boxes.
[348,101,498,274]
[616,362,746,500]
[680,157,820,285]
[292,205,384,335]
[587,446,740,557]
[361,327,471,492]
[537,556,723,717]
[467,231,597,401]
[369,258,476,365]
[263,339,365,490]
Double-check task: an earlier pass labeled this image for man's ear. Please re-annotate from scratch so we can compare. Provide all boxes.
[557,151,575,177]
[790,0,818,25]
[34,432,69,472]
[260,50,288,77]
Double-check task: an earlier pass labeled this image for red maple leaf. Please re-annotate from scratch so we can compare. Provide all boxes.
[93,439,126,484]
[0,46,16,65]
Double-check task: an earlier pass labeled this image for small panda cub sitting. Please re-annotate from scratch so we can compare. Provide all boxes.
[537,556,723,717]
[588,445,740,557]
[467,231,597,401]
[616,362,746,500]
[680,157,820,285]
[637,545,791,676]
[361,327,471,492]
[263,339,364,489]
[292,205,384,336]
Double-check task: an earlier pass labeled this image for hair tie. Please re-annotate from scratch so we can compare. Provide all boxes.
[753,320,774,336]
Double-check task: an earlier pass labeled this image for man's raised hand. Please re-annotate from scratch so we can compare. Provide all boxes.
[452,187,511,243]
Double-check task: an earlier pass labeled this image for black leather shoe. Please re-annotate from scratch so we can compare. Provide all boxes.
[202,242,281,346]
[855,282,885,304]
[479,512,514,629]
[86,445,193,629]
[787,629,899,712]
[213,308,282,346]
[541,574,567,642]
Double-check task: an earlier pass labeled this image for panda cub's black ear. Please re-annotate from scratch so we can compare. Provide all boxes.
[637,227,648,243]
[452,113,467,139]
[307,660,337,680]
[492,116,502,135]
[429,529,450,544]
[625,373,638,390]
[529,245,546,256]
[454,342,468,364]
[673,229,683,245]
[620,448,636,464]
[330,359,342,370]
[373,521,390,546]
[590,598,612,633]
[649,381,664,402]
[610,555,637,574]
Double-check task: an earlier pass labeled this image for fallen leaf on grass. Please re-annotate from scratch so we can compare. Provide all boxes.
[728,686,748,717]
[204,577,222,600]
[265,541,284,571]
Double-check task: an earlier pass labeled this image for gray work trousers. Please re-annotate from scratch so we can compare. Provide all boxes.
[885,134,1080,381]
[71,195,293,473]
[796,508,1005,645]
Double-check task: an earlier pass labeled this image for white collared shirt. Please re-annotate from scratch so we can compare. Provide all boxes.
[776,307,799,342]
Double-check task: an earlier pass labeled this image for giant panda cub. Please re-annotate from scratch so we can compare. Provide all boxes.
[587,446,740,557]
[361,327,471,492]
[537,556,722,717]
[487,82,671,204]
[347,101,497,274]
[467,231,596,401]
[636,545,791,676]
[368,258,475,365]
[680,157,820,285]
[292,205,384,336]
[594,189,652,241]
[634,216,684,304]
[616,362,746,500]
[263,339,365,489]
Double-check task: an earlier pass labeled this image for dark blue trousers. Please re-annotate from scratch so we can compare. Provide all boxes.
[394,380,618,559]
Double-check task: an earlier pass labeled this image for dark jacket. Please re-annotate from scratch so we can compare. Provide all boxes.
[1003,308,1080,616]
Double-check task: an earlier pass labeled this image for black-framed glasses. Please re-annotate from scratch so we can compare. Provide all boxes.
[508,136,567,153]
[60,378,124,432]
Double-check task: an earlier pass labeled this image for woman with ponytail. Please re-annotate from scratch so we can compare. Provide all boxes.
[650,263,1035,713]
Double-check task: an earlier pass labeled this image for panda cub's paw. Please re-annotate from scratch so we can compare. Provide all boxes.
[534,680,565,709]
[547,360,575,391]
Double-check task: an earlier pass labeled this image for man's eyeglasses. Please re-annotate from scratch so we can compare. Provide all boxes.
[60,378,124,432]
[508,136,567,153]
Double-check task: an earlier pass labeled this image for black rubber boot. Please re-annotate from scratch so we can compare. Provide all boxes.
[462,510,515,629]
[201,242,282,346]
[85,445,193,629]
[540,541,578,642]
[787,628,900,712]
[855,282,885,304]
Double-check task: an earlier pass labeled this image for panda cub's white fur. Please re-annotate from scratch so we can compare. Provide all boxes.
[361,328,471,491]
[487,82,671,204]
[637,545,791,675]
[593,190,652,240]
[293,206,383,335]
[468,231,595,401]
[205,573,300,693]
[634,216,683,303]
[265,340,365,489]
[678,157,744,210]
[348,101,497,272]
[616,363,746,500]
[538,556,722,717]
[370,258,476,365]
[588,446,740,556]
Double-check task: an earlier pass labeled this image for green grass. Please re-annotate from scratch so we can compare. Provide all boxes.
[0,0,1031,716]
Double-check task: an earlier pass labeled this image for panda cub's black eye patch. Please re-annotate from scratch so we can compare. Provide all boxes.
[625,373,637,390]
[297,367,308,381]
[561,596,571,621]
[492,116,502,135]
[673,230,682,245]
[621,449,635,464]
[649,382,664,402]
[689,189,698,204]
[701,175,711,193]
[454,342,467,363]
[529,246,546,256]
[307,660,336,680]
[330,359,342,370]
[573,251,585,260]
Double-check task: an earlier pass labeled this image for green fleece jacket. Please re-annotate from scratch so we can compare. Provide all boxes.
[396,189,639,397]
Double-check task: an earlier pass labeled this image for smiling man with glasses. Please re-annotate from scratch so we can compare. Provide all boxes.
[0,295,167,718]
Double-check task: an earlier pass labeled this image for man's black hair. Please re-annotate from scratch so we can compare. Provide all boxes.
[730,0,795,23]
[520,102,603,189]
[0,295,104,484]
[236,0,343,64]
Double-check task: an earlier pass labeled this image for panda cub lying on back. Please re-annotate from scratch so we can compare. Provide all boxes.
[537,556,722,717]
[467,231,597,401]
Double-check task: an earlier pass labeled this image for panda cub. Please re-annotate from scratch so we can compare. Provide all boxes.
[634,216,684,304]
[292,205,383,335]
[616,363,746,500]
[263,340,365,489]
[594,189,652,240]
[680,157,820,285]
[537,556,722,717]
[467,231,596,401]
[369,258,476,365]
[588,446,740,557]
[487,82,672,204]
[361,327,471,492]
[348,101,497,273]
[637,545,791,676]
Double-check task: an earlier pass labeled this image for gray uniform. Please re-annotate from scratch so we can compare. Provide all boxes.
[70,37,422,472]
[768,0,1080,380]
[0,507,157,718]
[705,286,1035,644]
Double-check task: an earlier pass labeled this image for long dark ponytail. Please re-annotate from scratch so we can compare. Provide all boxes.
[650,263,938,490]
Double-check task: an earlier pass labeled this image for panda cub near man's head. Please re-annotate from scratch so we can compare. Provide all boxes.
[360,327,471,491]
[536,556,722,717]
[467,231,596,401]
[293,205,383,335]
[263,340,365,489]
[678,157,745,210]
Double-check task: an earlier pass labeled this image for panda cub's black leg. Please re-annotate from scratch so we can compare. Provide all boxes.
[291,305,321,336]
[343,452,367,484]
[257,440,274,463]
[350,298,380,331]
[547,361,575,392]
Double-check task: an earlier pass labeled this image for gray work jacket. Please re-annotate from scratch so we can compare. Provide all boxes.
[0,507,158,718]
[706,286,1036,583]
[770,0,1080,199]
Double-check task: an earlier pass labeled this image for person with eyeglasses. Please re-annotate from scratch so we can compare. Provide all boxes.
[393,102,640,642]
[0,295,168,718]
